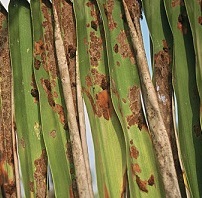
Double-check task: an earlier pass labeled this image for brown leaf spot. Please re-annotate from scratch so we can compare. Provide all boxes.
[31,74,39,103]
[131,163,141,174]
[136,175,148,193]
[34,59,41,70]
[53,104,66,124]
[41,78,66,124]
[49,130,56,138]
[198,16,202,25]
[91,20,98,31]
[34,150,47,197]
[34,40,44,56]
[130,145,139,159]
[85,75,93,87]
[89,32,103,66]
[117,30,135,64]
[113,44,119,53]
[126,86,146,129]
[31,89,39,101]
[177,14,187,34]
[130,139,133,145]
[148,174,155,186]
[104,0,117,30]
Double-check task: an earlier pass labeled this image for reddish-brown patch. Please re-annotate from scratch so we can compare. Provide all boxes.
[148,174,155,186]
[136,175,148,193]
[85,75,93,87]
[117,30,135,64]
[198,16,202,25]
[104,184,110,198]
[131,163,141,175]
[96,90,111,120]
[49,130,56,138]
[84,69,113,120]
[171,0,184,7]
[53,104,65,124]
[34,40,44,56]
[69,186,74,198]
[126,86,146,130]
[116,61,120,66]
[34,149,47,198]
[130,145,139,159]
[177,14,188,34]
[89,32,103,66]
[104,0,117,30]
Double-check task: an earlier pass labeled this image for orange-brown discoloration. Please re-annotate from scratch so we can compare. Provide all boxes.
[34,40,45,56]
[136,175,148,193]
[104,184,110,198]
[96,90,111,120]
[84,69,112,120]
[130,145,139,159]
[131,163,141,175]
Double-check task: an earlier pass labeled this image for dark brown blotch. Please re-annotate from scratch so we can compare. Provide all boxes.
[136,175,148,193]
[148,174,155,186]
